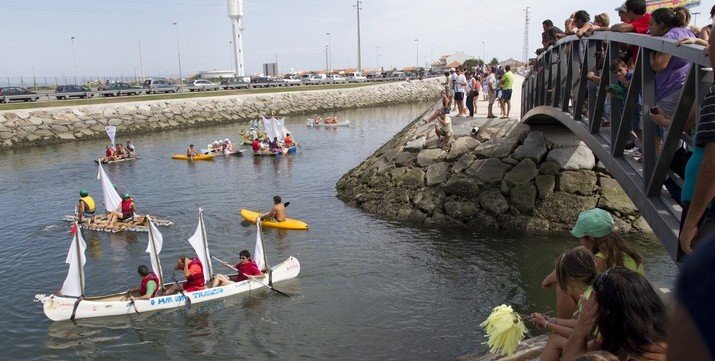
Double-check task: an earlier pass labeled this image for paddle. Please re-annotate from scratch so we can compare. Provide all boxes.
[123,281,141,315]
[211,256,292,297]
[171,271,192,311]
[240,202,291,227]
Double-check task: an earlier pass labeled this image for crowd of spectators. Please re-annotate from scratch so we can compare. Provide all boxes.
[525,0,715,360]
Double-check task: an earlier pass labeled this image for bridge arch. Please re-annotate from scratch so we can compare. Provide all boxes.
[521,32,712,262]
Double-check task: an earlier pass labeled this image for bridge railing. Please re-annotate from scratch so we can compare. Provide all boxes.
[522,32,712,262]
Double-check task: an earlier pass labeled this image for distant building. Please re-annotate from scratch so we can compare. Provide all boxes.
[498,58,527,72]
[430,51,475,73]
[263,63,278,76]
[198,70,235,79]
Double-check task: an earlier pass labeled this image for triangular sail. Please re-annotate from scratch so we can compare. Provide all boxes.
[261,116,277,141]
[97,164,121,213]
[146,217,165,288]
[60,223,87,297]
[187,208,213,283]
[254,221,267,271]
[105,125,117,146]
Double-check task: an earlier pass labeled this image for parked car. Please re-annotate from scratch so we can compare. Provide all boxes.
[188,79,220,91]
[303,74,326,85]
[0,87,39,103]
[250,76,281,88]
[142,78,178,94]
[347,72,367,83]
[327,74,346,84]
[391,71,407,80]
[55,85,92,100]
[221,77,250,89]
[99,82,143,97]
[282,75,302,86]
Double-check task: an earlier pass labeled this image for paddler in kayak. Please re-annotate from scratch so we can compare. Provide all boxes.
[106,193,137,228]
[258,196,287,222]
[211,250,264,287]
[186,144,199,158]
[124,265,160,301]
[164,256,206,295]
[77,189,95,223]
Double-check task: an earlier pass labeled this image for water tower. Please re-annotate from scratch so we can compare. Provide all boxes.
[227,0,245,77]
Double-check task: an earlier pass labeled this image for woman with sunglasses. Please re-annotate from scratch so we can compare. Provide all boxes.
[563,267,667,361]
[542,208,644,319]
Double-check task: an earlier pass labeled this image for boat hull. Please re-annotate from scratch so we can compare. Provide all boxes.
[306,119,350,127]
[240,209,309,230]
[201,149,245,157]
[94,157,138,164]
[36,256,300,321]
[252,146,297,157]
[171,154,215,161]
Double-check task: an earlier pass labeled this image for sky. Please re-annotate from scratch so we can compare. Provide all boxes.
[0,0,712,82]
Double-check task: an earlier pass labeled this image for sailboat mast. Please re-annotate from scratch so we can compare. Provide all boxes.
[74,224,85,297]
[258,223,268,271]
[199,209,213,278]
[147,220,165,289]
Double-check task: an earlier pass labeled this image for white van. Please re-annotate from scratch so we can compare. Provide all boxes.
[347,72,367,83]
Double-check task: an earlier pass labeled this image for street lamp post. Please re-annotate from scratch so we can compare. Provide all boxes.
[376,45,380,71]
[414,39,419,69]
[325,45,329,73]
[482,41,486,65]
[229,40,234,73]
[70,36,79,84]
[138,39,145,82]
[172,22,183,86]
[326,32,331,71]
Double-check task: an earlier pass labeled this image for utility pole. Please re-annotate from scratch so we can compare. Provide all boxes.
[138,39,145,82]
[522,7,530,68]
[71,36,79,84]
[414,39,419,69]
[325,45,329,73]
[354,0,363,71]
[326,32,332,71]
[376,45,380,71]
[482,41,486,64]
[172,22,183,86]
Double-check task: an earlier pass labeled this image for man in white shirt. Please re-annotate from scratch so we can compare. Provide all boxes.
[454,68,468,117]
[486,68,498,118]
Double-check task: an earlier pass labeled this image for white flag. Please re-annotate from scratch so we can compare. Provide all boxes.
[97,164,121,213]
[254,222,266,271]
[105,125,117,146]
[146,218,164,285]
[60,226,87,297]
[187,211,212,283]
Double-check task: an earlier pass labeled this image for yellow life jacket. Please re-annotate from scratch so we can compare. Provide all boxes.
[80,195,95,213]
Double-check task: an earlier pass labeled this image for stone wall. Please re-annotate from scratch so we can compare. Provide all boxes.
[0,79,442,149]
[336,111,651,234]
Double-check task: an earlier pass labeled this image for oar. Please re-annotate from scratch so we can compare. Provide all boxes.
[123,281,141,315]
[211,256,292,297]
[171,271,192,311]
[240,202,291,227]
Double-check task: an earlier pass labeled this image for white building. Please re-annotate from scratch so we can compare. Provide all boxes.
[430,51,475,73]
[197,70,236,79]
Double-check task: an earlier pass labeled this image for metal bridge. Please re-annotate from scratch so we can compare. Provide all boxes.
[521,32,711,262]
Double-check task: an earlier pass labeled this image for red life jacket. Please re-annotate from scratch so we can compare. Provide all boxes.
[234,259,261,282]
[185,258,205,289]
[140,272,160,297]
[121,199,134,217]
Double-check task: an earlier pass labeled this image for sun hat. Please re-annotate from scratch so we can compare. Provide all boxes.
[571,208,614,238]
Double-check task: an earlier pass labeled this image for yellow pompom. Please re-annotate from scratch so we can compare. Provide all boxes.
[479,304,527,356]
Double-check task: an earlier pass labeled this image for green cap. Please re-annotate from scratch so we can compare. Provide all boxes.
[571,208,614,238]
[79,189,88,197]
[122,193,131,199]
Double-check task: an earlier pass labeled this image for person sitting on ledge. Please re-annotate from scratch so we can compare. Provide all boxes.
[422,108,453,149]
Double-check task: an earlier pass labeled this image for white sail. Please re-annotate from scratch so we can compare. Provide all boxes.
[97,164,121,213]
[187,209,213,283]
[60,225,87,297]
[146,217,165,286]
[105,125,117,146]
[274,117,289,141]
[262,116,277,141]
[254,221,266,271]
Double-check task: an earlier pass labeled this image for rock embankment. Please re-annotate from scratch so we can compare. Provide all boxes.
[0,79,442,149]
[336,110,650,234]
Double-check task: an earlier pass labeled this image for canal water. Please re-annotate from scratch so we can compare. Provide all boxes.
[0,102,676,360]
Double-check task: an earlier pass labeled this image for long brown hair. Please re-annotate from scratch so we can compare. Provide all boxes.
[594,233,642,269]
[555,246,597,293]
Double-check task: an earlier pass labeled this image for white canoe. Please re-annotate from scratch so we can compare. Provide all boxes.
[306,119,350,127]
[35,256,300,321]
[94,156,138,164]
[201,149,245,157]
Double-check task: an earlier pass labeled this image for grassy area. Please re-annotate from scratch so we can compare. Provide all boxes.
[0,82,383,111]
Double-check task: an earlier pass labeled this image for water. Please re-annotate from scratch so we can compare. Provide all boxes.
[0,102,676,360]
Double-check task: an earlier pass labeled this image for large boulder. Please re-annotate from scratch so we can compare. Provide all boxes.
[473,137,520,159]
[405,137,426,152]
[451,153,476,174]
[396,168,425,189]
[393,152,416,167]
[513,131,547,163]
[536,192,599,225]
[412,189,446,215]
[558,170,598,196]
[539,161,561,175]
[543,129,586,149]
[444,176,481,198]
[443,201,480,222]
[598,177,638,216]
[446,136,480,160]
[503,158,539,187]
[506,123,532,143]
[535,175,556,199]
[510,184,537,213]
[546,146,596,170]
[466,158,510,185]
[480,188,510,215]
[425,162,450,186]
[416,148,447,167]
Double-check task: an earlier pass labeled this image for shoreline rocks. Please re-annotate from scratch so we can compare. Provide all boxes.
[0,79,442,150]
[336,112,651,235]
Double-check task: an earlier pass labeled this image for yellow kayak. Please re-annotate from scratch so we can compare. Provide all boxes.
[240,209,309,230]
[171,154,215,161]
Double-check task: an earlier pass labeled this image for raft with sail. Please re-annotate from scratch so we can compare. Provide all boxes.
[36,211,300,321]
[306,119,351,127]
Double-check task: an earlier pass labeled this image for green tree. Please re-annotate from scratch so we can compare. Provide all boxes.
[462,58,480,70]
[489,58,499,67]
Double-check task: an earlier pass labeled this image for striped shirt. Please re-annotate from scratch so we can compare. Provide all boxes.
[696,84,715,147]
